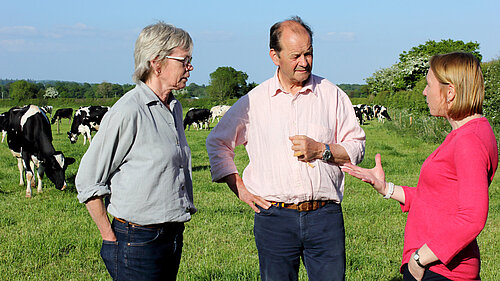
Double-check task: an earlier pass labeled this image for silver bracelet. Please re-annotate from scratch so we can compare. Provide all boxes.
[384,182,395,199]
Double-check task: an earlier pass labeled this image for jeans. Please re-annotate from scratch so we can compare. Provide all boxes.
[254,202,345,281]
[100,218,184,281]
[402,264,452,281]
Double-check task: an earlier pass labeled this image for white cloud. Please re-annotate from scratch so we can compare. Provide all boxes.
[0,26,37,35]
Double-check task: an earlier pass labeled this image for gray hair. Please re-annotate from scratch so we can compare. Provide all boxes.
[132,21,193,83]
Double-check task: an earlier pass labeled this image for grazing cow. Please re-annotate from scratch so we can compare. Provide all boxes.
[40,105,53,117]
[67,106,109,145]
[51,108,73,124]
[210,105,231,123]
[353,105,364,125]
[373,105,392,122]
[0,112,8,143]
[5,105,75,197]
[184,108,211,130]
[51,107,74,134]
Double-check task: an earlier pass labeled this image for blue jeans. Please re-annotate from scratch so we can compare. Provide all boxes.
[100,219,184,281]
[402,264,452,281]
[254,203,346,281]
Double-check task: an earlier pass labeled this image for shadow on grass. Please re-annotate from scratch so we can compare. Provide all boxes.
[193,165,210,172]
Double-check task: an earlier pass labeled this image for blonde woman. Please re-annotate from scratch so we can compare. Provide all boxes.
[343,52,498,281]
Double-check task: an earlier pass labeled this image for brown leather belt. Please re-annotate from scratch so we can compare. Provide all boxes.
[271,200,334,212]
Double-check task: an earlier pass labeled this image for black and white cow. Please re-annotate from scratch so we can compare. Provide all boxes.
[184,108,211,130]
[6,105,75,197]
[51,108,73,124]
[67,106,109,144]
[373,105,392,122]
[353,105,364,125]
[51,107,74,134]
[0,112,8,143]
[40,105,53,117]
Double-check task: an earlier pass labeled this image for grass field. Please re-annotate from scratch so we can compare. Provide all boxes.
[0,107,498,280]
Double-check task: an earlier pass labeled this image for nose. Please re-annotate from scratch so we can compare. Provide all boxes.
[298,55,308,67]
[186,64,194,72]
[422,86,428,96]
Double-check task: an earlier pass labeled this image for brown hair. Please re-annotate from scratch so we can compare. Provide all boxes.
[429,52,484,120]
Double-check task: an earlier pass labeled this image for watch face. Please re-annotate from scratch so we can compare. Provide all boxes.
[322,149,332,161]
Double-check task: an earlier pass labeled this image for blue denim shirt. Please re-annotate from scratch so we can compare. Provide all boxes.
[76,81,196,225]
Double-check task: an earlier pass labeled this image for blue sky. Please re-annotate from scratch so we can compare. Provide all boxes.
[1,0,499,86]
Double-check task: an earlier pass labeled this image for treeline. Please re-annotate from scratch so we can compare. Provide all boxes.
[0,80,135,101]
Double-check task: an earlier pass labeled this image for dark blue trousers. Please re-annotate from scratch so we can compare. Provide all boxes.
[254,203,346,281]
[100,219,184,281]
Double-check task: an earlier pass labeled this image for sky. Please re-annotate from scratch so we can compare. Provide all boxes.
[1,0,499,87]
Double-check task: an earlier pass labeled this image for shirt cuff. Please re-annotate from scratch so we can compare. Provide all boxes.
[77,183,111,203]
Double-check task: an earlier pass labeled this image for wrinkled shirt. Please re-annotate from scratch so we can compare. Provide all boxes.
[76,81,196,225]
[206,70,365,204]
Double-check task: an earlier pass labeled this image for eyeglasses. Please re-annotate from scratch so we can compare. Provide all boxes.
[165,55,193,68]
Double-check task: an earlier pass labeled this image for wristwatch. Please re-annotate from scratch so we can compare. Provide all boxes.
[322,144,332,161]
[413,249,426,268]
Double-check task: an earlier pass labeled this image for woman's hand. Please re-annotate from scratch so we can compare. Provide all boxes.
[342,154,387,196]
[408,252,425,281]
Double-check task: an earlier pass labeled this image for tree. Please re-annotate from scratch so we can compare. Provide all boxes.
[186,83,208,98]
[44,87,59,98]
[482,58,500,125]
[207,67,249,102]
[96,82,113,98]
[366,39,482,95]
[9,80,39,101]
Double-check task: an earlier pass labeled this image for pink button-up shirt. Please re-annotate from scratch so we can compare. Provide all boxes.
[206,71,365,204]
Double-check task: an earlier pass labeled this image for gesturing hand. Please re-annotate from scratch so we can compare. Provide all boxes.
[342,154,387,196]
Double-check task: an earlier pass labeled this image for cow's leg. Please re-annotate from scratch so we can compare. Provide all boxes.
[17,158,24,186]
[57,119,60,134]
[1,130,6,143]
[36,164,45,193]
[22,155,34,198]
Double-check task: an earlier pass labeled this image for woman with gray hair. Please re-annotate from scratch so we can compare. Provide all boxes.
[76,21,196,280]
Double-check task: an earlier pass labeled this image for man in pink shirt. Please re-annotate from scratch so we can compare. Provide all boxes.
[206,16,365,281]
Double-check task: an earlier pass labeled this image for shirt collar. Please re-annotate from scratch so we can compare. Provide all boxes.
[271,68,316,97]
[136,80,178,108]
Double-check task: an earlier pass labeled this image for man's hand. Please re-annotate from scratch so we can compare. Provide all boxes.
[222,173,271,213]
[289,135,324,162]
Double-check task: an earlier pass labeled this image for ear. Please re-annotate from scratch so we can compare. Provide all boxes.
[269,49,280,67]
[446,83,456,103]
[65,157,76,166]
[150,57,162,74]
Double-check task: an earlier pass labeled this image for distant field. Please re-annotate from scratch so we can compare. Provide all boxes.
[0,106,497,280]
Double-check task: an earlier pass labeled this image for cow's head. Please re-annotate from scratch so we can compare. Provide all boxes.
[44,152,75,190]
[67,131,79,144]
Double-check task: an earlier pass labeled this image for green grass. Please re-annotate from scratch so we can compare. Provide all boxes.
[0,108,498,280]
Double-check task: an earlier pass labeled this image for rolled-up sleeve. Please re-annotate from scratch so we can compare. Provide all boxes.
[336,94,366,165]
[206,96,249,182]
[76,107,136,203]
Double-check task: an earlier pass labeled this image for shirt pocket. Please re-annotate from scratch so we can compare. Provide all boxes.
[306,123,334,144]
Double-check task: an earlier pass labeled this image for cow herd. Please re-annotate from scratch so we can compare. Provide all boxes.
[183,105,231,131]
[353,104,391,125]
[0,104,108,197]
[1,103,390,198]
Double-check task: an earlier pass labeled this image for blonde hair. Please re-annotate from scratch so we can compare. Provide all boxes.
[430,52,484,120]
[132,21,193,83]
